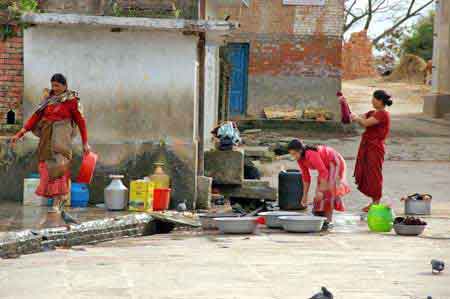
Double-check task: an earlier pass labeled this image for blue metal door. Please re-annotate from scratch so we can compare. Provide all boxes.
[227,43,249,117]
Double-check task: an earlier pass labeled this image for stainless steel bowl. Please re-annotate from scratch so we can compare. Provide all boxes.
[258,211,301,229]
[393,223,426,236]
[198,213,239,230]
[279,216,326,233]
[214,217,258,234]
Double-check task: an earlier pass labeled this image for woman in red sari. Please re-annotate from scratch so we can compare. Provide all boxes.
[288,139,350,226]
[11,74,90,214]
[352,90,392,212]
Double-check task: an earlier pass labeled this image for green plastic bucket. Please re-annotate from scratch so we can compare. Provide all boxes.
[367,204,394,232]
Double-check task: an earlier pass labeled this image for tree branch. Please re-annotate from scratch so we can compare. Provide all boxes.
[372,0,434,45]
[364,0,373,30]
[344,0,358,24]
[344,11,369,33]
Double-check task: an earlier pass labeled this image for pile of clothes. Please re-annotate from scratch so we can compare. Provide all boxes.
[211,121,242,151]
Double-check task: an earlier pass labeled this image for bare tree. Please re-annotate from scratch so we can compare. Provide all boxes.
[345,0,435,45]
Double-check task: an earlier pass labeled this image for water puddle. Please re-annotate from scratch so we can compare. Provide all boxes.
[0,201,131,232]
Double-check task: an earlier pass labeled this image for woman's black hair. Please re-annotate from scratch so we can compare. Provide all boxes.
[50,73,67,86]
[287,139,318,158]
[373,90,393,107]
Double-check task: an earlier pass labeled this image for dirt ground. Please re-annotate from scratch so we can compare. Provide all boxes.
[342,78,431,115]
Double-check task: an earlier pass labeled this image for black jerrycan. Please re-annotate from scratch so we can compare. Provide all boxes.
[278,169,303,210]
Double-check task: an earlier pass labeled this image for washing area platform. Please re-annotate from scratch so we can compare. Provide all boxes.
[0,201,131,233]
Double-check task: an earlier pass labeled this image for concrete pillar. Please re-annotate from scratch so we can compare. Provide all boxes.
[204,41,220,149]
[424,0,450,118]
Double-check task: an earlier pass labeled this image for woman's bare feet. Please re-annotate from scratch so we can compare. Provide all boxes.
[362,204,372,213]
[362,199,381,213]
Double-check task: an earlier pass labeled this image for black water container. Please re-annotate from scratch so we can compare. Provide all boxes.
[278,169,303,210]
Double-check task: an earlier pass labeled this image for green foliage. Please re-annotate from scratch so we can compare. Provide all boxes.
[127,7,138,18]
[174,9,182,19]
[111,3,123,17]
[401,13,434,61]
[0,0,39,40]
[17,0,39,12]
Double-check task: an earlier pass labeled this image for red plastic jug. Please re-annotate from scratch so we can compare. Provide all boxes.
[76,152,98,184]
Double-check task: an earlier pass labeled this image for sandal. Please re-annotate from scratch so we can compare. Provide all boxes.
[321,221,334,231]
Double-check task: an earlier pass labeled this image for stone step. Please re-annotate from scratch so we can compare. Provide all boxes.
[204,149,244,185]
[218,179,276,201]
[244,146,275,161]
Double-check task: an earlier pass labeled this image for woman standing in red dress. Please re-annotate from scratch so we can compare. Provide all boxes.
[11,74,90,214]
[352,90,392,212]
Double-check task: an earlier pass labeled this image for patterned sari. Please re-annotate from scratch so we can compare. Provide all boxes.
[31,90,79,198]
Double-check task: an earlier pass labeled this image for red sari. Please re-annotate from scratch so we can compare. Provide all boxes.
[297,146,350,213]
[354,110,390,200]
[24,91,88,198]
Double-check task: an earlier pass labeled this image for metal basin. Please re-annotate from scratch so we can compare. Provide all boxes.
[393,224,426,236]
[258,211,301,229]
[198,213,239,230]
[405,199,431,215]
[214,217,258,234]
[279,216,326,233]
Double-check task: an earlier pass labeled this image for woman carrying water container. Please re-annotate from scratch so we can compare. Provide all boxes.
[11,74,90,215]
[351,90,392,213]
[288,139,350,227]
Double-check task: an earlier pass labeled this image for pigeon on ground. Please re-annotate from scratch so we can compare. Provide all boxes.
[176,201,187,212]
[61,211,80,226]
[431,259,445,274]
[309,287,334,299]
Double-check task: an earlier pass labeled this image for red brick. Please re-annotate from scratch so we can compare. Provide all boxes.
[0,24,23,126]
[342,31,376,80]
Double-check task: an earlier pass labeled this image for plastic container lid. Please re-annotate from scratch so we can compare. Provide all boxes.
[29,173,40,179]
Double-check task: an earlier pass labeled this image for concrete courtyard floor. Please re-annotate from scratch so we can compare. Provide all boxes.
[1,218,449,299]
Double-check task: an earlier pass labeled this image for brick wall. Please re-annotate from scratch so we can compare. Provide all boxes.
[293,0,344,36]
[0,25,23,127]
[219,0,344,117]
[342,31,376,80]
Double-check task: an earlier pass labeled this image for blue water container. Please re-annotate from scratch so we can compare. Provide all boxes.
[71,183,89,208]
